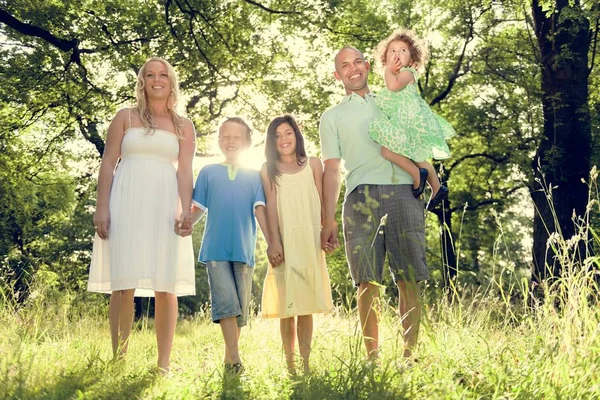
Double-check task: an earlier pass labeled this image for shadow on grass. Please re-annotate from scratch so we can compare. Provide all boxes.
[285,359,412,400]
[2,354,157,400]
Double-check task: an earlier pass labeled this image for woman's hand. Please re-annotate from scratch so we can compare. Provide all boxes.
[93,206,110,240]
[267,241,284,267]
[179,208,192,231]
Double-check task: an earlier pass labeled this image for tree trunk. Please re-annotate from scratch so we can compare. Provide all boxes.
[531,0,591,281]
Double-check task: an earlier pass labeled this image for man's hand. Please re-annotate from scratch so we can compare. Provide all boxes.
[321,220,339,253]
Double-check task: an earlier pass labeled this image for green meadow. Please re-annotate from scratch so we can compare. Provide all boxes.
[3,267,600,399]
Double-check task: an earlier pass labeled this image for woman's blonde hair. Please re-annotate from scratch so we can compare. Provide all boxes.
[375,28,430,74]
[135,57,185,138]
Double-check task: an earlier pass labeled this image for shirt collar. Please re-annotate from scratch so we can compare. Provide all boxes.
[339,91,376,104]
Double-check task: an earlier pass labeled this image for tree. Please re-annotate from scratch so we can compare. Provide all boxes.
[530,0,594,280]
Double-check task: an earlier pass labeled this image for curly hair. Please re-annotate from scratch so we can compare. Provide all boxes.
[374,28,430,73]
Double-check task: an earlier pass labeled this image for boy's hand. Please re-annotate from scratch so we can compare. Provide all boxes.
[267,242,284,267]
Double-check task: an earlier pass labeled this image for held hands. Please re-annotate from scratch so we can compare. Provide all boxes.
[267,240,284,267]
[174,208,194,237]
[320,220,339,254]
[93,206,110,240]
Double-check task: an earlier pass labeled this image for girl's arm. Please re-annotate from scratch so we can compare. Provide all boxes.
[310,157,335,253]
[260,164,284,266]
[177,118,196,229]
[384,65,415,92]
[93,108,127,239]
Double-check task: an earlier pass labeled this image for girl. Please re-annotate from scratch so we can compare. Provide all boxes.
[88,57,196,373]
[260,115,334,374]
[369,28,455,210]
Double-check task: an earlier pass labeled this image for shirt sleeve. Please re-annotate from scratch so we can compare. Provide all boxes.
[192,166,208,210]
[253,171,266,209]
[319,110,341,161]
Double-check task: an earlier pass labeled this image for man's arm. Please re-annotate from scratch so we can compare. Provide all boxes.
[321,158,342,250]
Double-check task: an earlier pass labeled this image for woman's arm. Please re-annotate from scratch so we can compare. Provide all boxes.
[177,118,196,229]
[93,108,127,239]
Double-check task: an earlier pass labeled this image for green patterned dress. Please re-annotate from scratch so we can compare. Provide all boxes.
[369,67,455,162]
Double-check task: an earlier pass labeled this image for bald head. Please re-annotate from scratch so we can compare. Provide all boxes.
[334,46,365,69]
[333,46,370,96]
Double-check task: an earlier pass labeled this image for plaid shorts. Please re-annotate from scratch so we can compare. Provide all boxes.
[342,184,429,285]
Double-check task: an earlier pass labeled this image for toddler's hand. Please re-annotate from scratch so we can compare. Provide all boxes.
[392,56,402,73]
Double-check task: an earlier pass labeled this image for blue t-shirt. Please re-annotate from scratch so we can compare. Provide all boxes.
[192,163,266,266]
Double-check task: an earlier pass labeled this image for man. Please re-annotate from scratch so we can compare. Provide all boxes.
[319,46,428,360]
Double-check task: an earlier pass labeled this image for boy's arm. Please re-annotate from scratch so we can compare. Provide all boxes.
[255,205,269,244]
[384,66,415,92]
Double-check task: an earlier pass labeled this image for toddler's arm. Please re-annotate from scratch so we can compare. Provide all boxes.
[384,64,415,92]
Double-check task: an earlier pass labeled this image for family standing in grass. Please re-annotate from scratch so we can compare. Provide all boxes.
[87,28,454,375]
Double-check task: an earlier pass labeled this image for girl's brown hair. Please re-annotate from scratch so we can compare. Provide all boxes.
[375,28,430,73]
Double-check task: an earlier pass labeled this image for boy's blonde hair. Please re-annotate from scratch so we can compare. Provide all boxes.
[219,117,253,145]
[375,28,430,73]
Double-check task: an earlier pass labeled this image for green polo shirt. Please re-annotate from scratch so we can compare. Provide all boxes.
[319,92,412,198]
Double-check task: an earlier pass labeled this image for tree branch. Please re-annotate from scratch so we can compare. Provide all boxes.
[0,8,78,52]
[241,0,301,14]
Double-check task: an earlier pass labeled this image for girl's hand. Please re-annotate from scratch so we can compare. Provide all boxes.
[267,242,284,267]
[93,206,110,240]
[323,241,336,254]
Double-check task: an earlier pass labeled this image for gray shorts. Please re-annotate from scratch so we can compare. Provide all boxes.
[342,184,428,285]
[206,261,254,327]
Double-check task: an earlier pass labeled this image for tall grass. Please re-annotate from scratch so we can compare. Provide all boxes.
[1,170,600,399]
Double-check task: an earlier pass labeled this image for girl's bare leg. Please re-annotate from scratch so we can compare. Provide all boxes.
[416,161,441,195]
[381,147,421,189]
[297,315,313,373]
[280,317,296,374]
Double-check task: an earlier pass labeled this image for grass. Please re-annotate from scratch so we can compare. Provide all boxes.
[2,169,599,399]
[2,275,600,399]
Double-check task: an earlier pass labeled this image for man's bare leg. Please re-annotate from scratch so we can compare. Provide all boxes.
[357,282,380,359]
[397,280,421,358]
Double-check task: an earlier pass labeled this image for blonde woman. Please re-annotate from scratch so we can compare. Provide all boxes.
[88,57,196,373]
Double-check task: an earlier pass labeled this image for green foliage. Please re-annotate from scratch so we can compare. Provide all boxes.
[0,0,598,307]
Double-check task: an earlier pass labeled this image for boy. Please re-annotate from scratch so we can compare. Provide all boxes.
[187,117,268,374]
